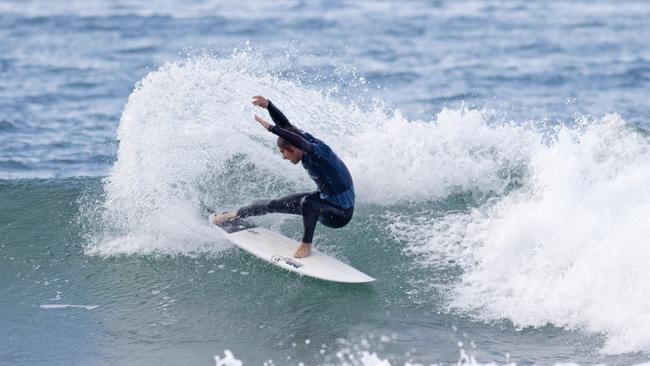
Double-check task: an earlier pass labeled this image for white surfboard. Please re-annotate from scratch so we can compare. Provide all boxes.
[209,214,375,283]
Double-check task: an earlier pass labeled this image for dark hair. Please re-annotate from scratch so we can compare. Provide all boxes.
[276,126,301,151]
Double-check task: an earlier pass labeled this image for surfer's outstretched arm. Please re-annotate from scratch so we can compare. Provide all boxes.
[268,101,294,128]
[269,125,315,154]
[253,115,315,154]
[252,96,294,129]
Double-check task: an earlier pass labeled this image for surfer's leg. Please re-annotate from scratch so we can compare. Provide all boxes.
[237,192,311,218]
[318,205,354,229]
[299,193,322,244]
[300,194,354,242]
[296,193,352,258]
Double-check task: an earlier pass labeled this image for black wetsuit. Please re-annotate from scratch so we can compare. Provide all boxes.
[236,101,355,244]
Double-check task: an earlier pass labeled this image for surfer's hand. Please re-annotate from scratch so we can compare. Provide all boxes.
[254,114,272,130]
[252,95,269,109]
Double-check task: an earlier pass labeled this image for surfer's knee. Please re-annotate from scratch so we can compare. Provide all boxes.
[300,195,315,212]
[319,214,351,229]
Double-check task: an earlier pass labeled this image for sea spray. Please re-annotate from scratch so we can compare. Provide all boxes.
[85,52,526,256]
[347,106,536,204]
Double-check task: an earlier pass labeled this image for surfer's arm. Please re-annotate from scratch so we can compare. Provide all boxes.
[267,100,294,129]
[254,114,314,153]
[269,126,315,154]
[252,96,294,128]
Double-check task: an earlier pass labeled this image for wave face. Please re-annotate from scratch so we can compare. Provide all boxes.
[86,53,650,355]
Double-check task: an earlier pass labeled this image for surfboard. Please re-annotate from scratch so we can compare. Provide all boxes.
[209,214,375,283]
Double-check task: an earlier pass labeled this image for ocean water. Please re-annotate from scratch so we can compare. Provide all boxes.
[1,1,650,365]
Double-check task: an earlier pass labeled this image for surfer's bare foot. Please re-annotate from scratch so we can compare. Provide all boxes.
[212,211,237,225]
[294,242,312,258]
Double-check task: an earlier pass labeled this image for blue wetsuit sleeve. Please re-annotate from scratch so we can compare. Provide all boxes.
[269,125,315,154]
[267,101,294,129]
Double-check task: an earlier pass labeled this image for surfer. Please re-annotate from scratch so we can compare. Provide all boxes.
[212,96,355,258]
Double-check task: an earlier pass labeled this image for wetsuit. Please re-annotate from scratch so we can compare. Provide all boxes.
[236,101,355,244]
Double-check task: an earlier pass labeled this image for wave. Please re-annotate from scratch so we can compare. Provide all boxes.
[83,51,650,355]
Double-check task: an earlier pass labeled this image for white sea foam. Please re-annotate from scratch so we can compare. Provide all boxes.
[213,347,650,366]
[346,107,536,204]
[392,114,650,354]
[214,350,242,366]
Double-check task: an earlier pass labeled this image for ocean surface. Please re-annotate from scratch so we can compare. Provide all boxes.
[2,1,650,365]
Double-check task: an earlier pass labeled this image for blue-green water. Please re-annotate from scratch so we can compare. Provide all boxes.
[2,1,650,365]
[2,172,649,365]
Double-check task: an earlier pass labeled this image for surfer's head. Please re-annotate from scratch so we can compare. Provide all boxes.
[279,146,302,164]
[277,127,304,164]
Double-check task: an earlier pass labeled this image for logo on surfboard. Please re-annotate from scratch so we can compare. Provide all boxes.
[271,255,303,269]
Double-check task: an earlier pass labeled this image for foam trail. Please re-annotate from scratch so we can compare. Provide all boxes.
[40,304,99,310]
